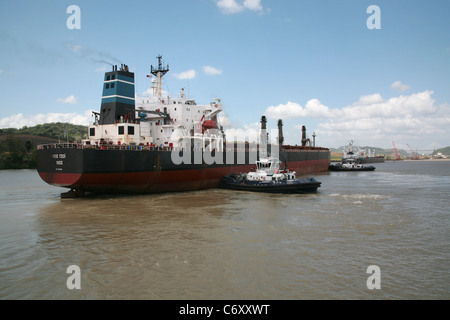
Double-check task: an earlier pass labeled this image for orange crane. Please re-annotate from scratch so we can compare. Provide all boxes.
[392,141,400,160]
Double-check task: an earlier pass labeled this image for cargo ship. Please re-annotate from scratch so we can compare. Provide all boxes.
[36,56,330,197]
[342,141,385,164]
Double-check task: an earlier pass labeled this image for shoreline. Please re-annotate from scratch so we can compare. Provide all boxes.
[400,158,450,162]
[330,159,450,163]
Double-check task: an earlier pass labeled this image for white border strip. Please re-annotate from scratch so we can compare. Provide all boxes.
[104,79,134,85]
[101,95,135,100]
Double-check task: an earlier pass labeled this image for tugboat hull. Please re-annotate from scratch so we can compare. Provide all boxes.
[329,164,376,171]
[221,174,321,194]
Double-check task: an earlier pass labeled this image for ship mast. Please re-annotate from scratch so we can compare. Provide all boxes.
[150,55,169,97]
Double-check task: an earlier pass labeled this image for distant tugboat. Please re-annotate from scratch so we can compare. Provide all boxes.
[329,158,375,171]
[221,157,321,193]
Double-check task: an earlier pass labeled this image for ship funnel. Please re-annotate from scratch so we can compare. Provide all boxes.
[301,126,307,146]
[99,63,135,125]
[277,119,284,146]
[260,116,268,158]
[261,116,267,130]
[301,125,312,147]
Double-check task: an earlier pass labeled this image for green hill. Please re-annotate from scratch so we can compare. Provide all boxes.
[0,123,88,169]
[0,122,88,141]
[432,146,450,155]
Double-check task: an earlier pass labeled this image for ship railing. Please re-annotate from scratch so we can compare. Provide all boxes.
[37,143,216,152]
[282,145,330,151]
[37,143,318,153]
[37,143,83,150]
[37,143,172,151]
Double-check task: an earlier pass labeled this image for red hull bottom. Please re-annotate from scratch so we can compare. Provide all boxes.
[39,159,329,194]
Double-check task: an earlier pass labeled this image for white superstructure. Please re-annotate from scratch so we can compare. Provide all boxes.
[83,56,224,151]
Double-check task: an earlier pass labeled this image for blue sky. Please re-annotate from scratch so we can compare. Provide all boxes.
[0,0,449,151]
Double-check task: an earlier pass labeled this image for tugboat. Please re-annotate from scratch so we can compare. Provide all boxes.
[221,118,322,194]
[329,158,375,171]
[221,157,321,193]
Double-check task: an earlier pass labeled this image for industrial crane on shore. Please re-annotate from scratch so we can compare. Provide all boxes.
[407,144,419,160]
[392,141,400,160]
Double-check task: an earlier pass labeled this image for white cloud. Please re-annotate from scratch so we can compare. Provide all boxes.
[224,123,260,143]
[266,99,333,119]
[0,110,93,129]
[391,80,411,92]
[0,69,3,74]
[216,0,263,14]
[218,112,232,128]
[244,0,263,11]
[173,69,196,80]
[217,0,243,14]
[266,101,302,118]
[354,93,384,106]
[56,95,77,104]
[203,65,223,76]
[265,90,450,149]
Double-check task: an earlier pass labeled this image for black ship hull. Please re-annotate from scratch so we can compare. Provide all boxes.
[37,144,330,195]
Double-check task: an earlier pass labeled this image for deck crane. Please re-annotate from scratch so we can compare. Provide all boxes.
[392,141,400,160]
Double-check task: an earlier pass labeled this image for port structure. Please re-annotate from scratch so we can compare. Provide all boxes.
[392,141,400,160]
[407,144,419,160]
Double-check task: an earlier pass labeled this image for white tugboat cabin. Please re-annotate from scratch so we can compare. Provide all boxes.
[246,157,296,182]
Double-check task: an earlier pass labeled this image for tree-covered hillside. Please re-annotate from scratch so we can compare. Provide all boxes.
[432,146,450,155]
[0,123,88,169]
[0,122,88,141]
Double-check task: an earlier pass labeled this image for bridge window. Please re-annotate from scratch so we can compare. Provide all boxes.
[118,126,124,135]
[128,126,134,135]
